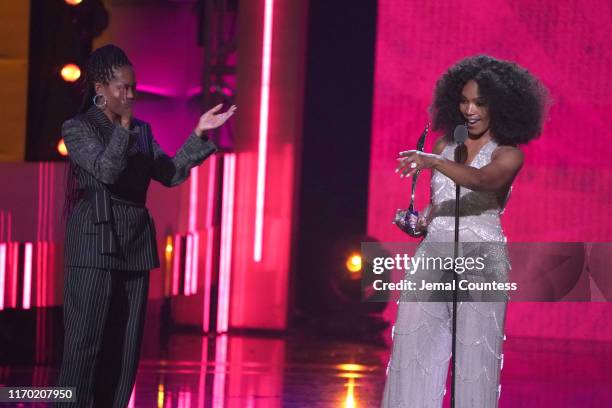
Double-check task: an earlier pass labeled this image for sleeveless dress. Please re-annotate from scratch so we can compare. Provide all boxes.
[381,139,510,408]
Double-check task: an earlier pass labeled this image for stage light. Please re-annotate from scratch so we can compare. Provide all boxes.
[344,377,356,408]
[60,64,81,82]
[337,363,366,372]
[164,236,174,296]
[157,383,165,408]
[65,0,83,5]
[345,253,362,274]
[57,139,68,156]
[165,237,174,257]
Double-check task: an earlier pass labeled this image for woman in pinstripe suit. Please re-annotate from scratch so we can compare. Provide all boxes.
[56,44,236,408]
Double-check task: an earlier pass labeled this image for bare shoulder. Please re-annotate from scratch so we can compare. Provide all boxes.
[432,137,447,155]
[492,145,524,167]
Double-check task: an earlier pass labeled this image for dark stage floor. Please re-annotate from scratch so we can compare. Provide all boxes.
[0,309,611,407]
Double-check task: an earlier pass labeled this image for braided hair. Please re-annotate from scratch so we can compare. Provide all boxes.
[80,44,132,113]
[63,44,132,219]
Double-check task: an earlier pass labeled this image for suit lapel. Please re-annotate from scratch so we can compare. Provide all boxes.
[84,106,143,156]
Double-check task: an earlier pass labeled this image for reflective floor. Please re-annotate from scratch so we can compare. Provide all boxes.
[1,312,611,407]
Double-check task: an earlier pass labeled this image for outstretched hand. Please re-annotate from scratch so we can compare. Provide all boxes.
[396,150,442,178]
[195,104,237,137]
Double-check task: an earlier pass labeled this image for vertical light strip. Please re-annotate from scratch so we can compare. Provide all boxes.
[7,211,11,242]
[47,242,54,306]
[184,390,192,408]
[46,165,54,306]
[11,243,18,308]
[203,157,217,332]
[46,165,55,306]
[40,164,49,306]
[218,154,236,333]
[218,157,230,332]
[172,234,182,296]
[0,243,6,310]
[178,391,186,408]
[185,234,193,296]
[42,163,50,251]
[49,164,55,242]
[253,0,275,262]
[189,167,199,231]
[36,241,42,308]
[157,383,165,408]
[191,233,199,295]
[37,164,43,242]
[186,167,199,296]
[42,242,48,307]
[0,212,4,310]
[36,164,43,309]
[23,243,33,309]
[164,236,173,297]
[212,334,228,407]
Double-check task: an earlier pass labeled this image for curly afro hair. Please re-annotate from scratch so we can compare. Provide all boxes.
[430,55,549,145]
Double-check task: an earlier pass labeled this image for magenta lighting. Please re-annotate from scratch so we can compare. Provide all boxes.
[253,0,275,262]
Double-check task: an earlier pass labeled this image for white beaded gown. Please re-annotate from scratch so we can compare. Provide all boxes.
[381,139,511,408]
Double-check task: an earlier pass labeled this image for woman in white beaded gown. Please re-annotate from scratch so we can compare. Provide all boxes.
[381,55,548,407]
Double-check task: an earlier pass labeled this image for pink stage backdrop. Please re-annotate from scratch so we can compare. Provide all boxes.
[369,1,612,340]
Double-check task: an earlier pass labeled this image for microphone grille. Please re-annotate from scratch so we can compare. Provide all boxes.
[453,124,468,143]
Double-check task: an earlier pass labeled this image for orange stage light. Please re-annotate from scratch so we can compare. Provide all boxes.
[60,64,81,82]
[345,253,362,274]
[57,138,68,156]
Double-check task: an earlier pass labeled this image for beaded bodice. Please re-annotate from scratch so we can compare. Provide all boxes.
[426,139,510,243]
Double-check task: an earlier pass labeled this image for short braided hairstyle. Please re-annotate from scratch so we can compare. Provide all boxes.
[80,44,132,113]
[64,45,132,220]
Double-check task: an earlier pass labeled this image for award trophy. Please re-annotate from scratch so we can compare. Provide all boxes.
[393,123,429,237]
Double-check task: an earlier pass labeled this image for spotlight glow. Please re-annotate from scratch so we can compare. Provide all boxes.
[346,254,362,273]
[57,138,68,156]
[60,64,81,82]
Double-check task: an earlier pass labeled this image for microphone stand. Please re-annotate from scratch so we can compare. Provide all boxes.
[450,127,467,408]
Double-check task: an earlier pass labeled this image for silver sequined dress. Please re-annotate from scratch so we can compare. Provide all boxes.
[381,139,510,408]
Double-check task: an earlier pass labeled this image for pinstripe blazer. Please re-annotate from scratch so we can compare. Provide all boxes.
[62,106,217,270]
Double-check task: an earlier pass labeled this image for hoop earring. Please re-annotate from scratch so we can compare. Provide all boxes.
[93,93,107,109]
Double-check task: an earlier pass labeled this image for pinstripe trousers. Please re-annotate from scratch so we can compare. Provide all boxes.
[56,266,149,408]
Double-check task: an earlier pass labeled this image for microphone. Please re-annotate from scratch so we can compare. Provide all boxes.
[453,124,468,144]
[450,125,468,408]
[453,124,468,164]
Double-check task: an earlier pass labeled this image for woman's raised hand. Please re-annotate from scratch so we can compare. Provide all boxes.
[195,104,237,137]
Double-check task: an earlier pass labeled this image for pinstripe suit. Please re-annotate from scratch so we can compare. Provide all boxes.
[56,106,217,407]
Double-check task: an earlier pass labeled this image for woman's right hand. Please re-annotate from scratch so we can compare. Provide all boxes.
[119,103,132,130]
[195,104,237,136]
[118,86,133,130]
